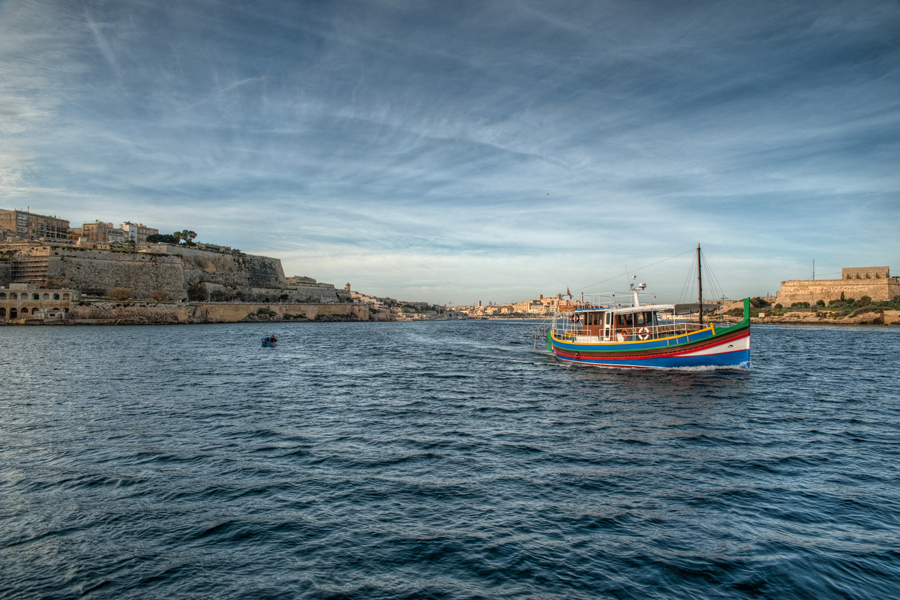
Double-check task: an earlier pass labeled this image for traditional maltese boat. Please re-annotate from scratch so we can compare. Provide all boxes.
[541,247,750,369]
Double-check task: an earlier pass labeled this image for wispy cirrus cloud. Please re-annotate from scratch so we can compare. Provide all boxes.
[1,0,898,302]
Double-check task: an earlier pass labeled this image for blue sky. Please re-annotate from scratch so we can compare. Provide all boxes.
[1,0,898,304]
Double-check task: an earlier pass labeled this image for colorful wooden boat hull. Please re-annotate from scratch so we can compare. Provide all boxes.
[548,300,751,370]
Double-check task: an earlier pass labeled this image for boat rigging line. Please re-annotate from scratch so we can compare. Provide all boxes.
[576,249,694,294]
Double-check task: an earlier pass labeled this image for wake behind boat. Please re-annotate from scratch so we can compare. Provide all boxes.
[537,246,750,369]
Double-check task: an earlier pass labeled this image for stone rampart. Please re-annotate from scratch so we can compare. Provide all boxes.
[64,301,369,324]
[194,281,340,303]
[775,278,900,306]
[45,248,187,301]
[154,245,285,289]
[842,266,889,280]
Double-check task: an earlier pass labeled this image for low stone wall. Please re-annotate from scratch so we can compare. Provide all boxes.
[196,302,368,323]
[60,302,369,325]
[194,282,340,304]
[751,309,899,326]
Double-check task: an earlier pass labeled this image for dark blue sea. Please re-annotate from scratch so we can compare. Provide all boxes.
[2,322,899,599]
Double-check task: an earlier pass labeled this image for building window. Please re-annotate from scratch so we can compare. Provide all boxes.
[0,293,5,300]
[63,294,70,300]
[53,293,60,300]
[32,293,40,300]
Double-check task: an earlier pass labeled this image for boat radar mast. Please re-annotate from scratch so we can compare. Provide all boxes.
[629,276,647,307]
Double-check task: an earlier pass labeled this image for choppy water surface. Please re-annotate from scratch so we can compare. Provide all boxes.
[1,322,899,599]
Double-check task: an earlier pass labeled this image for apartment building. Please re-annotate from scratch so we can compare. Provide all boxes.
[121,222,159,243]
[0,210,70,241]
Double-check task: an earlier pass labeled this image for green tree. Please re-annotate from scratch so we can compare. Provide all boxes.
[180,230,197,246]
[148,233,178,243]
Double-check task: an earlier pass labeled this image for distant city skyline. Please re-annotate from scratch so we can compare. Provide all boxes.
[2,0,898,304]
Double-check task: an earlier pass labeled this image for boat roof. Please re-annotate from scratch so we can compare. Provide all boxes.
[572,304,675,315]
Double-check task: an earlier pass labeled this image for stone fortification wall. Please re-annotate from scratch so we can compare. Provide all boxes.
[2,244,343,310]
[776,278,900,306]
[192,282,340,303]
[154,245,285,288]
[43,248,187,300]
[66,301,368,324]
[842,267,889,280]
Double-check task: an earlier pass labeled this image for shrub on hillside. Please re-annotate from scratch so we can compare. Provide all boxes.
[790,302,810,308]
[110,287,133,301]
[858,295,872,307]
[815,299,825,307]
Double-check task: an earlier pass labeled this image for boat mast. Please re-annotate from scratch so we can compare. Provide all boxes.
[697,243,703,326]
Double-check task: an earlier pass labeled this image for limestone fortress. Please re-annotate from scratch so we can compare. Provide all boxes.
[0,208,374,324]
[775,267,900,306]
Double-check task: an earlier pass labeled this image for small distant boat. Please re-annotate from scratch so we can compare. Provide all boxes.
[539,245,750,369]
[261,334,278,347]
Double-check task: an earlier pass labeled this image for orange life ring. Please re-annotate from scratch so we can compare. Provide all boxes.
[620,328,630,339]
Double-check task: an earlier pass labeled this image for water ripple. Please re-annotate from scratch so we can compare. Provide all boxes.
[1,322,899,599]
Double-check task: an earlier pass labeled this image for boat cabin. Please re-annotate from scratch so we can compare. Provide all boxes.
[573,306,666,339]
[553,300,709,343]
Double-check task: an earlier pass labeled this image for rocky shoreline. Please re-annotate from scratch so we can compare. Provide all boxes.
[748,309,900,326]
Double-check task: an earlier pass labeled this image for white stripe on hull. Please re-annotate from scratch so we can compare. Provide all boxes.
[681,334,750,357]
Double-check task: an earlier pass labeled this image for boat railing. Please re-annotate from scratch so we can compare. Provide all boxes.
[532,320,552,350]
[549,317,709,342]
